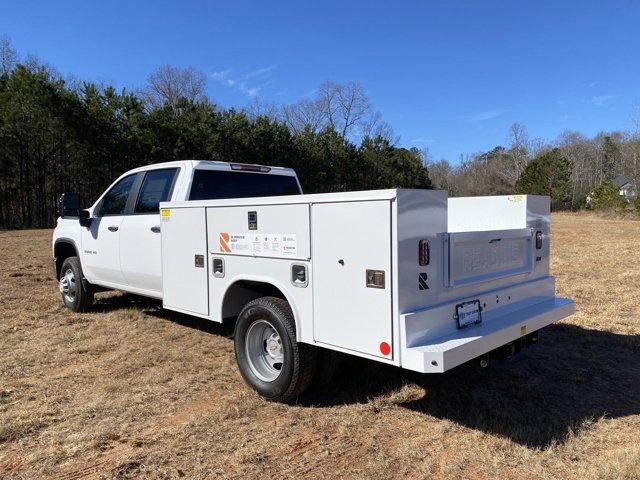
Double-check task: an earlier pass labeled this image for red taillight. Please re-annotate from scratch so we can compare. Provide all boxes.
[230,163,271,173]
[419,239,430,266]
[535,230,543,250]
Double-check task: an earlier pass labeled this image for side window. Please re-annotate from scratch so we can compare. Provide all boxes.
[98,174,136,216]
[134,168,179,213]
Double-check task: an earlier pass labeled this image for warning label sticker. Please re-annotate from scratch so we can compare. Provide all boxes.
[219,232,297,257]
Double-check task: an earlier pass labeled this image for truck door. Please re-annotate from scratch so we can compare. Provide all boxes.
[119,168,179,295]
[312,201,393,359]
[81,173,137,286]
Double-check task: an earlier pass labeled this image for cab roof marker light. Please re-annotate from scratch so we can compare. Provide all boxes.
[230,163,271,173]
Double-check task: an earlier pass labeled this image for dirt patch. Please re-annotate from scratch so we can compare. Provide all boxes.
[1,214,639,479]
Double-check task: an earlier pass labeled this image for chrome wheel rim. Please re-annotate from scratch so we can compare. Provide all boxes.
[59,268,77,304]
[245,320,284,382]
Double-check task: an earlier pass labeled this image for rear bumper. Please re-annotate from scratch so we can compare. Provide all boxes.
[401,297,574,373]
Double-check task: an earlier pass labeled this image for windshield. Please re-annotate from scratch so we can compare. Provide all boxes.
[188,169,301,201]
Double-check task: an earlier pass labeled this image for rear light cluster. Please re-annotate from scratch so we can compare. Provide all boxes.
[230,163,271,173]
[535,230,543,250]
[418,239,430,266]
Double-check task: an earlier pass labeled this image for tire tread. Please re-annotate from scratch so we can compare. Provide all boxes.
[236,296,316,401]
[60,256,94,313]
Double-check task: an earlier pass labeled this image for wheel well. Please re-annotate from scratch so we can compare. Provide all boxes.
[54,241,78,279]
[222,280,287,321]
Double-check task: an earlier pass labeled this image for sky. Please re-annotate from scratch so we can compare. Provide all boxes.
[1,0,639,161]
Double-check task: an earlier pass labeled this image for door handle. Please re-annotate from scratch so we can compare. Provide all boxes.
[108,226,119,232]
[151,226,161,233]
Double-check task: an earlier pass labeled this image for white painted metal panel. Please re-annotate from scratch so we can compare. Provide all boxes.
[445,228,534,287]
[80,216,125,285]
[402,296,574,373]
[165,189,399,210]
[448,195,527,232]
[206,204,310,260]
[394,189,448,314]
[208,256,314,341]
[312,201,393,358]
[161,207,209,316]
[119,214,163,294]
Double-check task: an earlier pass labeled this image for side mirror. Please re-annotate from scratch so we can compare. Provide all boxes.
[58,193,80,218]
[79,209,92,228]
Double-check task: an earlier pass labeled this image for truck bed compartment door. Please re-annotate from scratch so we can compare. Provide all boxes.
[161,207,209,316]
[312,201,392,359]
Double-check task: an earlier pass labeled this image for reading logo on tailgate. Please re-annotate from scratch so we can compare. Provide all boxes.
[462,241,524,274]
[219,232,297,257]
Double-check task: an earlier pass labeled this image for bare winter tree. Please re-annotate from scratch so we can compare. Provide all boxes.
[23,53,60,78]
[631,103,640,138]
[245,97,280,121]
[281,80,390,140]
[503,123,530,183]
[557,130,595,207]
[360,110,395,142]
[0,34,18,75]
[619,131,640,193]
[426,158,454,191]
[142,65,207,111]
[318,81,371,137]
[281,98,327,134]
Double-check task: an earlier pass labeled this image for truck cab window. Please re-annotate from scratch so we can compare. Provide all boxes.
[189,169,301,201]
[134,168,178,213]
[98,174,136,216]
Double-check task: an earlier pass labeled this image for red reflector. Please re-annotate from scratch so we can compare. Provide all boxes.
[535,230,543,250]
[230,163,271,173]
[418,239,430,266]
[379,342,391,356]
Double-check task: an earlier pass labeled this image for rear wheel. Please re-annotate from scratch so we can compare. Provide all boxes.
[234,296,316,402]
[59,256,94,312]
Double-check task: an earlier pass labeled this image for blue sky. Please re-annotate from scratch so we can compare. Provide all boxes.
[2,0,639,161]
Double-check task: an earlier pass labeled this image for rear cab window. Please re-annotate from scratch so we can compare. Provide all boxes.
[188,169,301,201]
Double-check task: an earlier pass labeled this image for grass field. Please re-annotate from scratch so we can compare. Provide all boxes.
[1,212,639,479]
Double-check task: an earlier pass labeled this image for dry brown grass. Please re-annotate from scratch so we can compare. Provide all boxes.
[1,212,640,479]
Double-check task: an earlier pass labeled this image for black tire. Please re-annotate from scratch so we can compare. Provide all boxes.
[59,256,94,312]
[234,296,316,402]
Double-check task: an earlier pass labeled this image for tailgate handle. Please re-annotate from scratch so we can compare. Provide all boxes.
[489,238,502,243]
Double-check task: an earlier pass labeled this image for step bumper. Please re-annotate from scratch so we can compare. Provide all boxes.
[402,297,574,373]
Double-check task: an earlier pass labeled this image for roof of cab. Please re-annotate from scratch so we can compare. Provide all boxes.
[126,160,297,176]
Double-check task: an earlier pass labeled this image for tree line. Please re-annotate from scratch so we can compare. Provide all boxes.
[2,33,640,228]
[0,36,430,229]
[427,123,640,211]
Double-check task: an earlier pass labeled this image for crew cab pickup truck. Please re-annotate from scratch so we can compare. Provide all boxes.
[53,160,574,401]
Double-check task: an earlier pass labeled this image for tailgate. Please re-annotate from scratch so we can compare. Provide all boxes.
[444,228,534,287]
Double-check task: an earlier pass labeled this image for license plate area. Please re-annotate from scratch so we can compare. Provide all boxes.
[456,299,482,329]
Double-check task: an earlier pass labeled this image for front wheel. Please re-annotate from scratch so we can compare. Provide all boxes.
[234,296,316,402]
[59,256,94,312]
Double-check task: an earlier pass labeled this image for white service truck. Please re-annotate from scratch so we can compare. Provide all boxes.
[53,160,574,401]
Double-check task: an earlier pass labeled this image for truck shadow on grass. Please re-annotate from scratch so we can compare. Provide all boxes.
[93,294,639,449]
[93,293,236,336]
[302,324,640,449]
